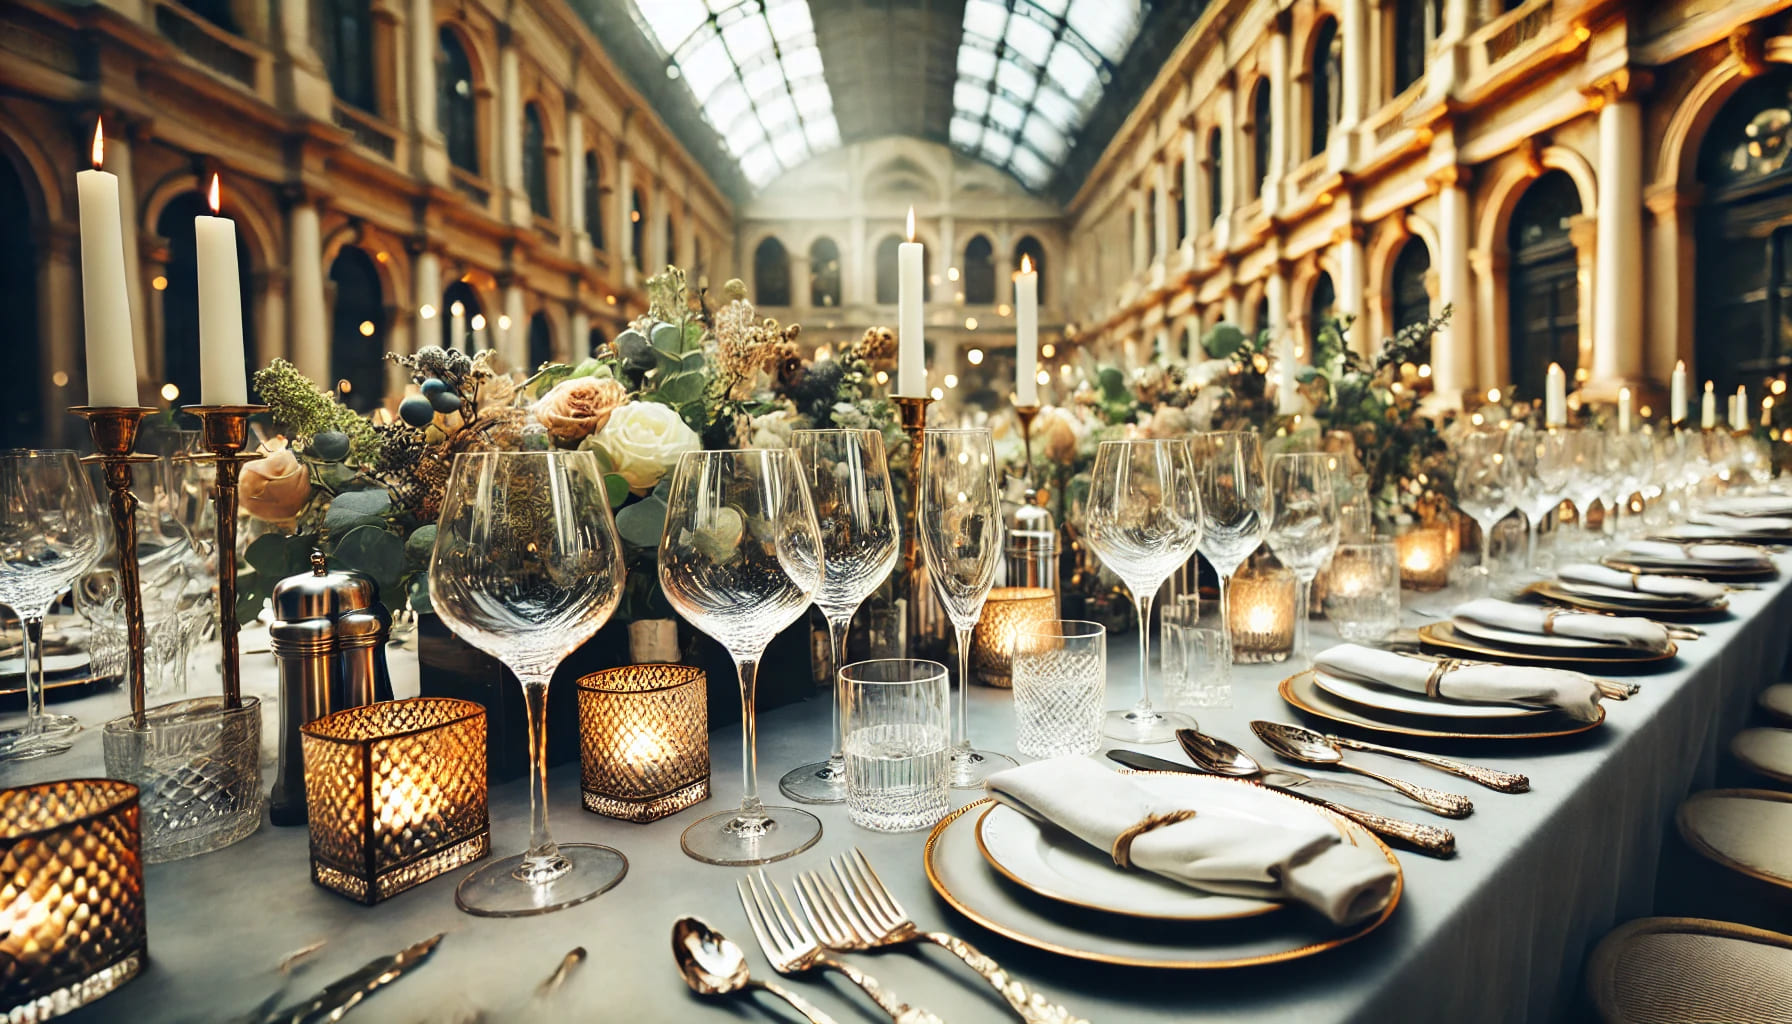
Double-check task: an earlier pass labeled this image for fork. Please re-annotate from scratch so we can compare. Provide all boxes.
[798,849,1089,1024]
[737,872,943,1024]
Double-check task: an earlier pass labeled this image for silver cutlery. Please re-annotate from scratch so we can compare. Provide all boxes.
[1165,733,1456,857]
[672,916,840,1024]
[1311,731,1529,792]
[738,871,943,1024]
[237,932,444,1024]
[791,849,1088,1024]
[1252,721,1474,818]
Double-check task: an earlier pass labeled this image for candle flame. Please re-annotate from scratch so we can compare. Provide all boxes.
[906,206,915,242]
[1548,362,1562,374]
[1705,380,1714,393]
[91,120,104,169]
[1675,359,1686,373]
[1020,253,1033,274]
[207,174,221,215]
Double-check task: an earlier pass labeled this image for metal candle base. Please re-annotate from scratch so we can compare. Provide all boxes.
[70,406,159,728]
[892,394,934,658]
[185,404,269,709]
[1013,404,1040,483]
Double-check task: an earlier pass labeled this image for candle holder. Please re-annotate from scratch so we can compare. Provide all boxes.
[969,586,1057,687]
[575,665,708,823]
[893,394,936,657]
[69,406,158,728]
[300,698,490,904]
[1396,522,1458,591]
[1013,404,1040,482]
[0,779,146,1020]
[1225,564,1296,664]
[184,403,268,709]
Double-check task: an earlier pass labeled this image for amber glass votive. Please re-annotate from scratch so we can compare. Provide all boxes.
[1226,565,1297,664]
[576,664,709,823]
[1396,523,1457,590]
[1,779,145,1021]
[970,586,1058,687]
[301,698,490,905]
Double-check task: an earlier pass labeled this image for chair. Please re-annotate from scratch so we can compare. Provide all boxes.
[1587,917,1792,1023]
[1731,729,1792,787]
[1677,789,1792,892]
[1761,684,1792,726]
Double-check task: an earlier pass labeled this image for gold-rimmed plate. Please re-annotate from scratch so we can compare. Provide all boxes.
[1419,622,1676,666]
[1279,670,1605,741]
[1604,556,1778,583]
[925,774,1402,968]
[1527,581,1729,618]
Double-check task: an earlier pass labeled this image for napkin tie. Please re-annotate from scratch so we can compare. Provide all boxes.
[1111,809,1197,869]
[1541,609,1566,635]
[1424,658,1462,698]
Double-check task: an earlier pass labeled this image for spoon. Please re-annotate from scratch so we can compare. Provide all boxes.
[1251,722,1475,818]
[671,916,840,1024]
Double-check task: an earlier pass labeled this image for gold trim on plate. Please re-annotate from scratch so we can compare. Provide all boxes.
[1525,581,1729,618]
[1278,671,1606,741]
[1602,557,1778,582]
[1418,622,1676,666]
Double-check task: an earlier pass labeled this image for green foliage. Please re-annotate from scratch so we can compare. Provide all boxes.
[253,359,382,462]
[1202,322,1248,360]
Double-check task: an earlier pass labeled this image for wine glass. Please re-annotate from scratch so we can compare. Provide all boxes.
[429,450,627,916]
[659,449,824,864]
[1083,440,1203,741]
[1566,428,1608,554]
[0,450,105,761]
[1266,452,1338,668]
[778,429,900,805]
[1191,431,1270,663]
[918,429,1016,787]
[1510,425,1573,573]
[1453,428,1518,591]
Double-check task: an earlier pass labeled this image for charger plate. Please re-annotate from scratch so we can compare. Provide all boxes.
[1280,670,1605,741]
[1604,556,1777,583]
[1525,582,1729,620]
[925,773,1401,968]
[1451,618,1666,656]
[1419,622,1676,666]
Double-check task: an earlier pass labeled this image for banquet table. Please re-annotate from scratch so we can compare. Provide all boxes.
[11,561,1791,1024]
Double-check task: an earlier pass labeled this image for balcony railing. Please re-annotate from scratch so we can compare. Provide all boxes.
[451,168,491,208]
[153,2,265,92]
[1482,0,1556,67]
[332,102,398,162]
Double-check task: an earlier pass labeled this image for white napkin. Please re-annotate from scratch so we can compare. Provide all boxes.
[1315,643,1604,722]
[1702,494,1792,518]
[1690,511,1792,534]
[985,757,1397,927]
[1556,563,1726,605]
[1620,539,1768,567]
[1453,598,1671,652]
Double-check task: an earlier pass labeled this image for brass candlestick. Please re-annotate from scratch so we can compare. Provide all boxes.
[1013,404,1040,484]
[893,394,933,657]
[186,404,268,710]
[71,406,159,728]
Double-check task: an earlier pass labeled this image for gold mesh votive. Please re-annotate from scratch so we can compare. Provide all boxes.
[1,779,145,1021]
[301,698,489,905]
[1226,566,1297,664]
[576,664,709,822]
[1396,523,1457,590]
[970,587,1058,687]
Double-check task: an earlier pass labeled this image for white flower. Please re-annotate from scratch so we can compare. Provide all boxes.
[748,410,796,450]
[596,401,702,494]
[831,402,870,431]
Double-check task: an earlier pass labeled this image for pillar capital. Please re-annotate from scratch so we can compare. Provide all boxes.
[1730,24,1768,77]
[1584,68,1654,108]
[1426,164,1470,192]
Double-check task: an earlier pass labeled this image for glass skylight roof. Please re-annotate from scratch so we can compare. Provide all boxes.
[630,0,841,188]
[952,0,1142,188]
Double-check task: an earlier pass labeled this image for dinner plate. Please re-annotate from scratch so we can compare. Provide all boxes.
[1603,557,1777,582]
[1419,622,1676,666]
[1280,670,1605,741]
[1451,617,1652,653]
[0,652,90,678]
[1526,581,1729,618]
[1553,580,1709,607]
[926,774,1402,968]
[1312,670,1547,720]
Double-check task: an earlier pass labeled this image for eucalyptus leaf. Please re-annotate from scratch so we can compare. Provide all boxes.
[615,496,668,548]
[332,525,406,590]
[404,524,437,566]
[245,532,310,579]
[657,372,705,406]
[604,473,629,508]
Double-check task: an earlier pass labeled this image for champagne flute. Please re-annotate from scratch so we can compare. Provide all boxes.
[0,450,105,761]
[1266,452,1338,668]
[1191,431,1270,664]
[918,429,1016,788]
[429,450,627,916]
[1453,428,1518,591]
[659,449,824,864]
[1083,439,1203,742]
[778,429,900,804]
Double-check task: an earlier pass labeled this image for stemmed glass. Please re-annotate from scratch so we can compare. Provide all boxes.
[1266,452,1338,668]
[778,430,899,804]
[1083,440,1203,742]
[1511,425,1573,573]
[1566,429,1609,554]
[918,429,1016,788]
[1453,428,1518,591]
[429,450,627,916]
[1191,432,1270,663]
[659,449,824,864]
[0,450,105,761]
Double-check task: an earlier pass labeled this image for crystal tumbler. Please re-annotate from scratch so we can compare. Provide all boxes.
[1011,620,1106,758]
[1323,541,1402,643]
[101,696,261,863]
[840,660,950,832]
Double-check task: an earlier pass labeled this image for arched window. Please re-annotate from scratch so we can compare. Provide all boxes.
[875,235,903,305]
[1207,127,1224,224]
[1252,79,1273,199]
[588,325,608,357]
[665,213,678,268]
[440,281,482,351]
[1146,186,1159,259]
[584,152,604,249]
[1308,271,1337,337]
[1391,236,1433,351]
[1393,0,1440,96]
[963,235,996,305]
[1310,17,1340,158]
[0,154,41,447]
[809,237,841,307]
[1015,236,1046,306]
[437,28,479,175]
[630,188,646,273]
[1254,295,1272,337]
[1696,67,1792,394]
[328,246,386,412]
[156,192,256,408]
[1508,170,1583,402]
[180,0,237,32]
[1171,159,1188,247]
[523,104,549,217]
[320,0,375,113]
[754,237,791,307]
[527,311,553,369]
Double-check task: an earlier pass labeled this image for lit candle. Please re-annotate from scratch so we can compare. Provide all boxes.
[1545,362,1566,427]
[1702,381,1716,430]
[194,174,248,405]
[1733,385,1749,432]
[1617,387,1632,433]
[1014,254,1038,405]
[1670,360,1688,425]
[76,120,139,407]
[898,207,925,397]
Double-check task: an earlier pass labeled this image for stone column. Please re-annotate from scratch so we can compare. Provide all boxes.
[255,267,288,367]
[498,28,528,226]
[847,214,866,306]
[1266,13,1290,214]
[1433,170,1475,402]
[789,250,808,311]
[615,150,634,282]
[278,0,332,118]
[1266,268,1288,344]
[39,226,82,446]
[1181,123,1199,248]
[1569,214,1598,380]
[571,306,590,359]
[385,307,411,404]
[1426,0,1471,105]
[1335,224,1366,324]
[1645,187,1693,383]
[1340,0,1367,129]
[1215,77,1236,248]
[1131,191,1148,274]
[1470,249,1500,386]
[288,200,328,383]
[414,247,441,351]
[568,105,589,260]
[1151,158,1170,266]
[1224,289,1242,325]
[501,282,526,370]
[1590,73,1646,393]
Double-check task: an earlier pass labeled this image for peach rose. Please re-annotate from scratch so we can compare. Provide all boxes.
[532,376,627,444]
[240,444,312,522]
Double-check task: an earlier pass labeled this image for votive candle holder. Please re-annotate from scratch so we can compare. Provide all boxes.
[1225,565,1296,664]
[969,586,1058,687]
[1396,523,1457,591]
[576,664,709,823]
[301,698,490,905]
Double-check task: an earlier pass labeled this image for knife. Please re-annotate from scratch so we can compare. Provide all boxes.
[1106,749,1456,858]
[249,932,445,1024]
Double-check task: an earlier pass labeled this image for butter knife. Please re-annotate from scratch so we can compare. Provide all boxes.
[255,932,445,1024]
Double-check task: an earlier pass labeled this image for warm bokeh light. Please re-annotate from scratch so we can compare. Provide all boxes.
[470,314,487,331]
[338,379,353,393]
[51,371,69,388]
[944,373,958,388]
[151,275,168,291]
[875,370,889,385]
[967,348,984,365]
[450,301,465,317]
[964,316,978,330]
[930,386,944,400]
[358,320,375,337]
[419,303,437,320]
[497,315,512,331]
[947,267,960,282]
[1036,369,1049,386]
[1041,343,1055,358]
[160,383,179,402]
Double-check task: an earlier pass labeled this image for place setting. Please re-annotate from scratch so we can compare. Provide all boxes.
[1526,562,1732,619]
[1603,539,1780,583]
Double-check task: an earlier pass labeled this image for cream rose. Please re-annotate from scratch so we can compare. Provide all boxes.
[240,444,311,522]
[597,401,701,494]
[533,376,628,445]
